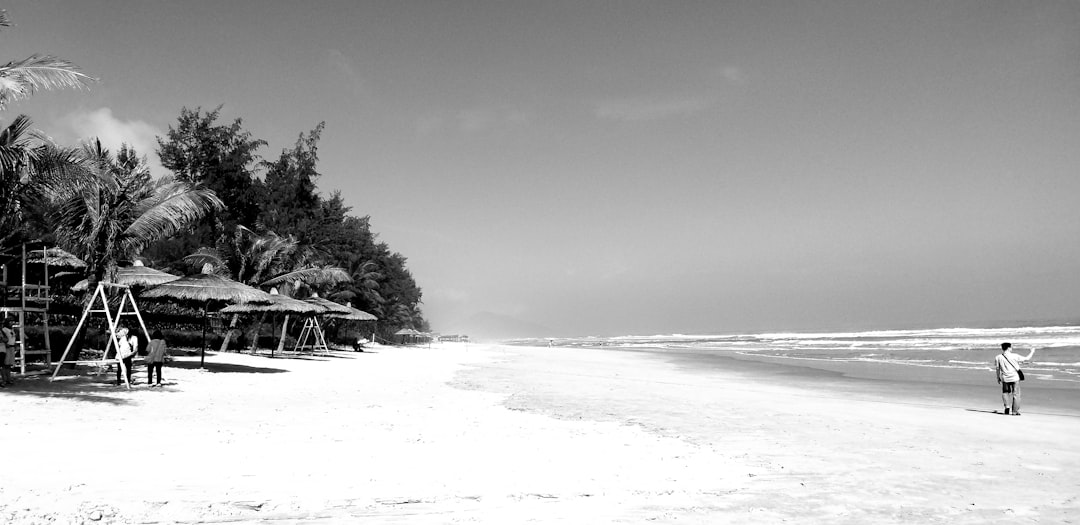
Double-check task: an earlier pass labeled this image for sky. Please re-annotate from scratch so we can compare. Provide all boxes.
[4,1,1079,337]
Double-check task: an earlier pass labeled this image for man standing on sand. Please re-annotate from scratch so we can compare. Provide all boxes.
[995,342,1035,416]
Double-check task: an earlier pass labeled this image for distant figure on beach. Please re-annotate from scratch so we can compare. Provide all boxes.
[115,327,136,386]
[145,330,168,387]
[995,342,1036,415]
[0,320,14,386]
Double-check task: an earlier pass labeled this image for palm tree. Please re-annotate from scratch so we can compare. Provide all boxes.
[45,140,224,291]
[0,115,39,243]
[1,9,95,243]
[185,226,350,351]
[0,10,94,110]
[328,257,385,316]
[261,260,351,353]
[1,116,87,246]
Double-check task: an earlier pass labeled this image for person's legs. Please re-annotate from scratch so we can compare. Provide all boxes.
[1001,383,1015,413]
[123,356,134,384]
[155,363,163,384]
[0,352,9,385]
[1012,383,1021,414]
[147,362,155,385]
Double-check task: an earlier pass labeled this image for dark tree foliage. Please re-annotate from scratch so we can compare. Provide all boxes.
[149,109,427,332]
[258,123,324,247]
[151,107,267,268]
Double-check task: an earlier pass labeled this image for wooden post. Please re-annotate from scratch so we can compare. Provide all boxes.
[199,301,209,368]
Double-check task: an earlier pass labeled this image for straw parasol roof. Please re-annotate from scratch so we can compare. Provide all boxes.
[302,293,353,315]
[141,269,275,367]
[221,289,323,315]
[24,247,87,268]
[73,260,181,291]
[326,302,378,322]
[141,272,274,304]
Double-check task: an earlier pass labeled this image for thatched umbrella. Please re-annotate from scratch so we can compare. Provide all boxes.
[222,290,324,356]
[302,293,353,315]
[326,303,377,350]
[220,292,323,315]
[395,328,422,344]
[325,303,378,322]
[292,293,351,352]
[25,247,87,269]
[72,260,180,291]
[141,270,274,367]
[315,302,380,350]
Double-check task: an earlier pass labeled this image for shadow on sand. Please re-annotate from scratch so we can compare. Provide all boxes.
[168,358,289,374]
[964,408,1005,416]
[5,372,136,405]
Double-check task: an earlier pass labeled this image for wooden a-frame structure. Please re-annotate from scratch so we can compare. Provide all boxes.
[292,316,330,355]
[51,282,150,389]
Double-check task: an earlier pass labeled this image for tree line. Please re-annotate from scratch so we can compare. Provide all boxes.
[0,10,428,339]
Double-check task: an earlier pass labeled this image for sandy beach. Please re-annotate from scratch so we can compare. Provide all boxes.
[2,342,1078,524]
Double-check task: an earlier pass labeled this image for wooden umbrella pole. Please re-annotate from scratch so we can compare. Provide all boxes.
[200,300,209,368]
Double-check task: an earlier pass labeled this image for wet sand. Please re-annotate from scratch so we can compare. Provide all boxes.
[647,346,1080,417]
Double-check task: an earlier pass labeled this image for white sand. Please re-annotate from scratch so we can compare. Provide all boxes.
[2,342,1078,523]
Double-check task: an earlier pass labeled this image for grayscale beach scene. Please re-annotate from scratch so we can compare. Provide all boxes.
[2,2,1078,523]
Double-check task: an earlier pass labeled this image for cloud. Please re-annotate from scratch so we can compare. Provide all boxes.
[415,107,535,136]
[595,64,746,122]
[57,107,165,174]
[594,95,716,122]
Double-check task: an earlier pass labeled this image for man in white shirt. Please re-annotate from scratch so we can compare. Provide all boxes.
[994,342,1036,416]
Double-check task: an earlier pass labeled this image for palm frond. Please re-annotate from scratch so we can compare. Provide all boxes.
[328,290,357,302]
[0,115,37,174]
[0,115,34,147]
[261,265,351,287]
[183,248,225,271]
[0,55,95,105]
[122,183,223,254]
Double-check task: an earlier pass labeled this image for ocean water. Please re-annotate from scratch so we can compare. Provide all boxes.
[510,325,1080,386]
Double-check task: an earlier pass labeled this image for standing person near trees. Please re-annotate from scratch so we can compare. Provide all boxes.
[144,329,167,387]
[114,327,136,386]
[0,320,15,386]
[995,342,1036,416]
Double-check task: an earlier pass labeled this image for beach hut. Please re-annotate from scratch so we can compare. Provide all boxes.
[394,328,423,345]
[141,268,274,368]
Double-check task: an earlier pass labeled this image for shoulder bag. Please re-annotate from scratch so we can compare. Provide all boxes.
[1003,354,1025,381]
